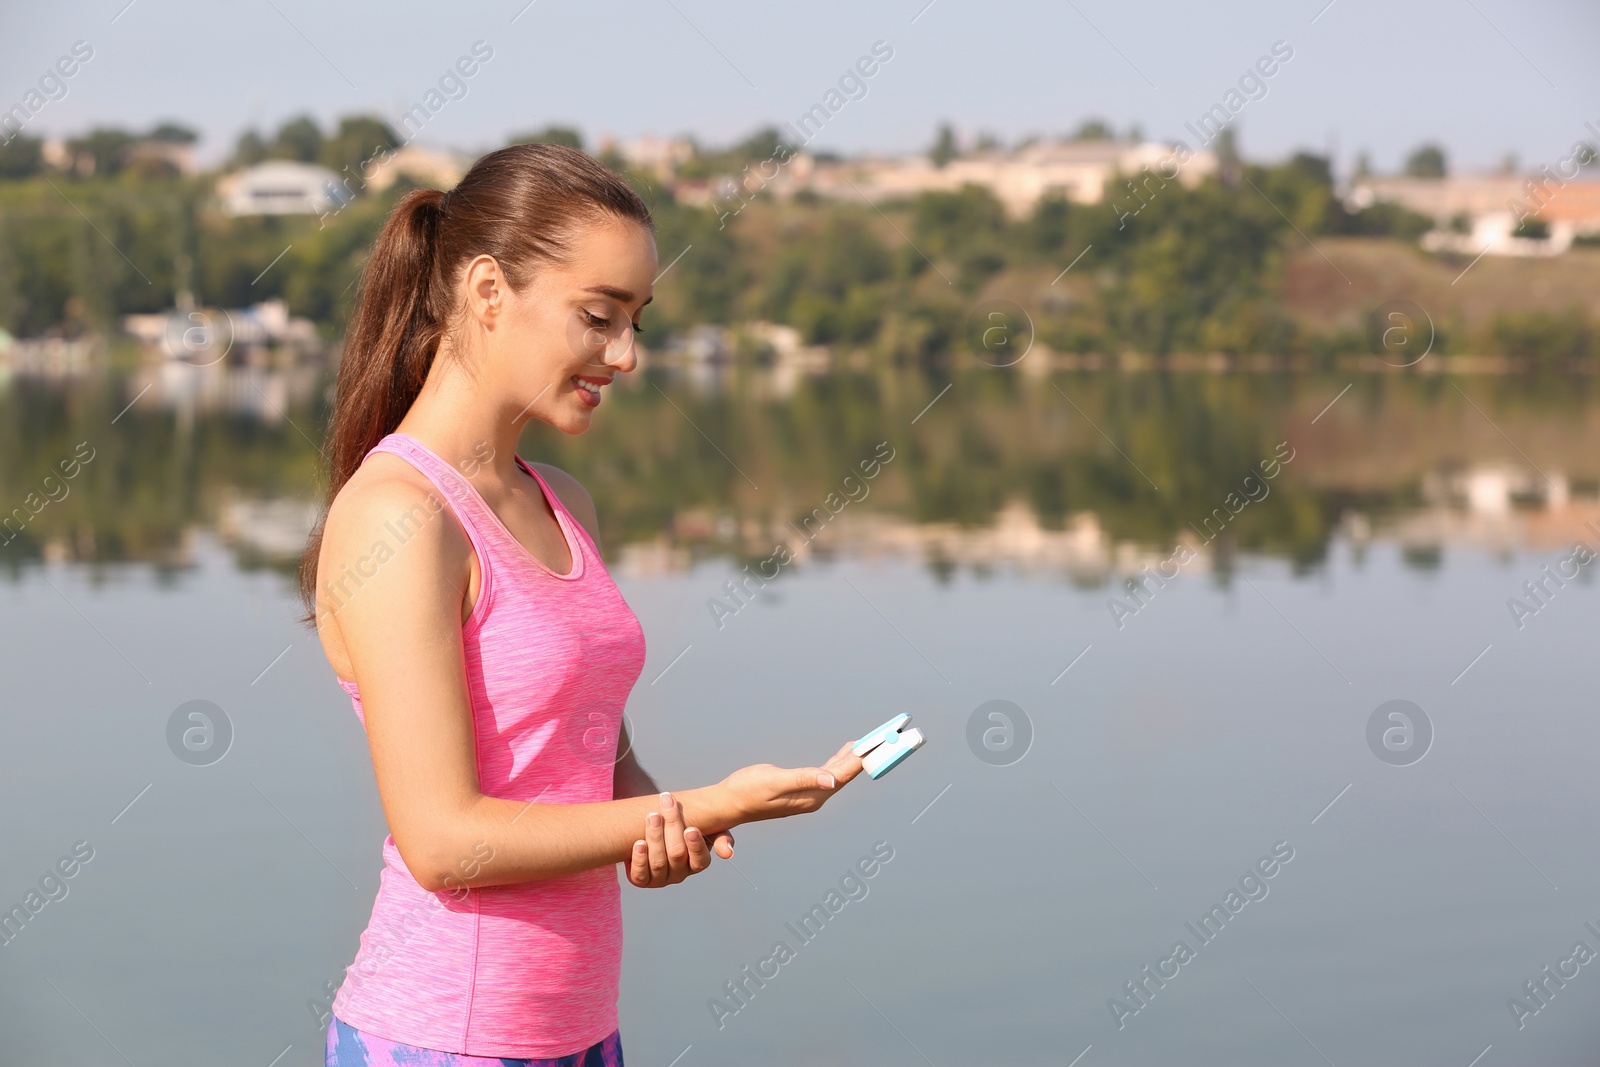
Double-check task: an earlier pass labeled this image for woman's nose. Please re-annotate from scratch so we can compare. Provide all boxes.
[601,332,639,374]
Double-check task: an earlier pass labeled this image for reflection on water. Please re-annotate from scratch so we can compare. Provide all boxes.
[2,363,1598,587]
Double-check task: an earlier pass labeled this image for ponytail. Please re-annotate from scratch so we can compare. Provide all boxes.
[295,188,446,624]
[296,143,652,626]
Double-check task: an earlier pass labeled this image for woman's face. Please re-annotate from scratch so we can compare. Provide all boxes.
[484,216,658,435]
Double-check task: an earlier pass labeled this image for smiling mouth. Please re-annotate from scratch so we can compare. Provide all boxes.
[572,374,612,401]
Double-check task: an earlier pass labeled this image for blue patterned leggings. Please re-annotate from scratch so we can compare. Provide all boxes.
[326,1015,625,1067]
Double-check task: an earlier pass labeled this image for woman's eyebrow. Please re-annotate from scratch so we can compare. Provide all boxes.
[581,284,651,307]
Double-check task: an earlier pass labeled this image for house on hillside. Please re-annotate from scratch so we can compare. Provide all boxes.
[363,144,470,192]
[804,140,1220,218]
[614,135,695,180]
[1345,175,1600,257]
[217,161,352,216]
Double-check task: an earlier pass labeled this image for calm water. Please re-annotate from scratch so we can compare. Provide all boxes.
[2,363,1598,1066]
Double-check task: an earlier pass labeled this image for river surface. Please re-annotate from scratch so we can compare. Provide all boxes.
[2,363,1598,1065]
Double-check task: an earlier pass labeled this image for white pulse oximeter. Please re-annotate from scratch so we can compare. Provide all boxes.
[852,713,926,779]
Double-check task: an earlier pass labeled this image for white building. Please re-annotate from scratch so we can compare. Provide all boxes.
[363,144,469,192]
[126,139,198,176]
[217,161,352,216]
[1345,175,1600,257]
[804,140,1219,218]
[614,135,695,180]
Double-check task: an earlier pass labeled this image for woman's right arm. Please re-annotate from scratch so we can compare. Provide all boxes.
[321,472,861,894]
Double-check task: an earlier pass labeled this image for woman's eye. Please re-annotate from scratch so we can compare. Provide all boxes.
[582,309,610,329]
[631,321,644,335]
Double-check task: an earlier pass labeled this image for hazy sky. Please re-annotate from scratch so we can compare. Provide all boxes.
[4,0,1597,177]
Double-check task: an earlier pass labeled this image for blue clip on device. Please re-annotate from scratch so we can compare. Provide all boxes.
[852,713,926,779]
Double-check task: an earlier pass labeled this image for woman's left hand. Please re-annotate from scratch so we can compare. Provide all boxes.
[626,791,735,888]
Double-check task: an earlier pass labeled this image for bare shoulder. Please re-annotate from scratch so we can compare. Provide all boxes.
[324,453,451,552]
[317,453,468,611]
[528,461,599,542]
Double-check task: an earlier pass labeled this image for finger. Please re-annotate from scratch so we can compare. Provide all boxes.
[823,741,867,782]
[659,792,690,881]
[710,830,735,859]
[790,765,838,793]
[628,839,649,886]
[645,810,669,885]
[827,740,857,764]
[684,826,712,873]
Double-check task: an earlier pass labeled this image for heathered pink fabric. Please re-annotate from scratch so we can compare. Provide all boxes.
[330,431,647,1059]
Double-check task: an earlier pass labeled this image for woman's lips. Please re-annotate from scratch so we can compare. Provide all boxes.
[573,374,607,407]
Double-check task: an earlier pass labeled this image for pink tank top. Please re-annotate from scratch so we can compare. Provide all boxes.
[330,431,647,1058]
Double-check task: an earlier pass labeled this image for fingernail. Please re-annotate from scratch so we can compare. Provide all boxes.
[685,827,702,839]
[818,773,836,788]
[648,812,662,827]
[660,791,674,809]
[635,840,645,851]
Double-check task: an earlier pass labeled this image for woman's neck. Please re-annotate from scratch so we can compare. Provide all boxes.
[394,351,533,486]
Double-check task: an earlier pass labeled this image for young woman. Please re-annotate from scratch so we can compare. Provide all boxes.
[299,144,865,1067]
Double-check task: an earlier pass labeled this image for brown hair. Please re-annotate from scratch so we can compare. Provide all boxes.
[296,142,652,625]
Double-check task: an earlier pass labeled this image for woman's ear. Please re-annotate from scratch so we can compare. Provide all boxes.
[463,254,504,326]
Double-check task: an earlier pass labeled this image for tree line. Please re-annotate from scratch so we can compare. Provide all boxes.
[1,114,1598,368]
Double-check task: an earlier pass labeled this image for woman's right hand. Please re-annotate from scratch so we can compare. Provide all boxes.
[717,741,865,826]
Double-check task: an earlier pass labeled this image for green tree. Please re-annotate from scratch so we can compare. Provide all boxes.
[761,211,891,337]
[1257,152,1336,232]
[914,186,1005,246]
[1071,118,1114,142]
[732,126,792,164]
[1025,194,1079,258]
[1404,143,1446,178]
[508,125,585,150]
[233,128,269,167]
[1093,170,1283,353]
[913,185,1009,290]
[0,214,19,330]
[1483,308,1593,369]
[65,128,136,177]
[269,115,324,163]
[146,122,198,144]
[929,123,958,168]
[1213,127,1240,184]
[675,126,792,180]
[643,199,748,331]
[320,115,399,184]
[0,135,43,179]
